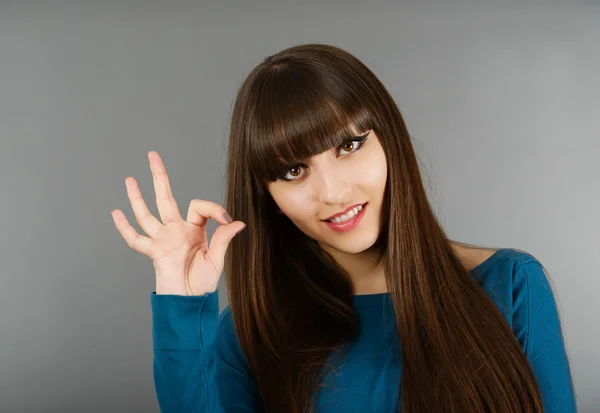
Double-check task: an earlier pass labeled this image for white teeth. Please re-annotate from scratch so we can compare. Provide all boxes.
[328,205,363,223]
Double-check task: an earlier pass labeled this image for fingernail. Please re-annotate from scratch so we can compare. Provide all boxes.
[223,212,233,223]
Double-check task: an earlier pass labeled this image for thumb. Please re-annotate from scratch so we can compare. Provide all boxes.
[207,221,246,270]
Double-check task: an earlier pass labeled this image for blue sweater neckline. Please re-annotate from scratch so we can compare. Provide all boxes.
[351,248,508,308]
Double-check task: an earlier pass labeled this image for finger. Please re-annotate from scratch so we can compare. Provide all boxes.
[148,151,183,225]
[125,177,162,238]
[207,222,246,273]
[186,198,235,227]
[111,209,153,257]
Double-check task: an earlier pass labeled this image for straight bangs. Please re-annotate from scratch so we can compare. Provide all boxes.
[245,64,378,183]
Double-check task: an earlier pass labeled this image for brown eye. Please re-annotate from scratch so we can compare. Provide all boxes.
[276,164,307,182]
[339,138,366,156]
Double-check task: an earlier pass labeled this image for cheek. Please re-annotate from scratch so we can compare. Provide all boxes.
[356,153,387,192]
[273,189,312,220]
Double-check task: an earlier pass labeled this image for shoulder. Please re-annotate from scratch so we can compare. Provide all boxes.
[467,248,547,320]
[469,247,545,286]
[507,251,562,357]
[470,248,561,354]
[468,248,576,409]
[469,247,550,297]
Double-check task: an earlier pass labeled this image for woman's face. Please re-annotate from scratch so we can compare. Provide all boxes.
[267,127,387,255]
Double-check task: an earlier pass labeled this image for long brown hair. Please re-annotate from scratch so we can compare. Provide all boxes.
[223,43,545,412]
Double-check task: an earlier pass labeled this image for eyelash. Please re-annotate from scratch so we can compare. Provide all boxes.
[275,136,369,182]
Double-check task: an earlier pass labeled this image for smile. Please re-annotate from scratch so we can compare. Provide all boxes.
[326,204,364,223]
[323,203,367,233]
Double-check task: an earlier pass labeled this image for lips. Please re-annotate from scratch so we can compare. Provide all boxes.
[323,202,367,233]
[322,202,367,221]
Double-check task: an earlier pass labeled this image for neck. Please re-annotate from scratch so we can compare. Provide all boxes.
[320,244,388,295]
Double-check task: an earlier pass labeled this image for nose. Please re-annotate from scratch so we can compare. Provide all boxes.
[314,165,352,205]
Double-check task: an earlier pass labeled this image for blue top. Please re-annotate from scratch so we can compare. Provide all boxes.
[150,248,577,412]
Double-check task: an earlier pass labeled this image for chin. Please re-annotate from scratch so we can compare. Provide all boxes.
[322,232,380,255]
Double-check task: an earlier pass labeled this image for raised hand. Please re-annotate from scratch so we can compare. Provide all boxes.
[111,151,246,296]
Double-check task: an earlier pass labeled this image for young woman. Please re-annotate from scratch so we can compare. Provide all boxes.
[111,43,577,412]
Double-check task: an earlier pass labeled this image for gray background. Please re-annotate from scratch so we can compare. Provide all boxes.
[1,1,597,412]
